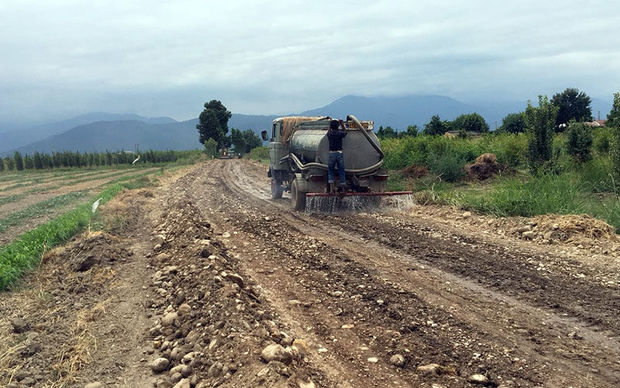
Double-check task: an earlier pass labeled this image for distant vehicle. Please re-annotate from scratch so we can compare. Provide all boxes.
[217,148,234,159]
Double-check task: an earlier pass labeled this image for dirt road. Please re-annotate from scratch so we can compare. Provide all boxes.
[1,159,618,387]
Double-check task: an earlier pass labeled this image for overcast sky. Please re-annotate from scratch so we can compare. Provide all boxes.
[1,0,619,123]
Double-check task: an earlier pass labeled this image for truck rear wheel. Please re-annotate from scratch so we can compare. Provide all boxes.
[271,179,283,199]
[291,179,306,211]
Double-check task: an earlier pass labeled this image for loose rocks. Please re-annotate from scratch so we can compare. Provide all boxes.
[151,357,170,373]
[11,317,30,333]
[468,374,489,384]
[389,354,405,367]
[261,344,292,364]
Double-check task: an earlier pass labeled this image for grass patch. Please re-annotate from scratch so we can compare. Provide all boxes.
[426,173,620,232]
[0,178,154,290]
[0,194,25,206]
[0,191,89,233]
[247,146,269,163]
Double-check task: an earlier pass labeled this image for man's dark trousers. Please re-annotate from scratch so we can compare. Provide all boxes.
[328,151,345,186]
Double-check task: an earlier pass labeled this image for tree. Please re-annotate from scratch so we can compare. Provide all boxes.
[614,127,620,180]
[33,152,43,169]
[203,138,218,158]
[405,125,418,137]
[499,112,526,134]
[451,113,489,133]
[566,122,593,163]
[197,100,232,150]
[423,115,450,135]
[551,88,592,127]
[525,96,558,171]
[377,126,397,139]
[243,130,262,152]
[24,155,34,169]
[5,157,15,170]
[230,128,247,154]
[0,157,4,172]
[607,92,620,128]
[13,152,24,171]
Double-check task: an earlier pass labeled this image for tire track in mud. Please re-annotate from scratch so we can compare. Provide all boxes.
[319,215,620,336]
[187,160,620,387]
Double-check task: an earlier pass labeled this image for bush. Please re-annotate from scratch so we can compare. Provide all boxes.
[479,133,528,168]
[203,138,218,158]
[566,122,593,163]
[248,146,269,162]
[499,112,526,134]
[428,151,466,182]
[452,113,490,133]
[525,96,558,172]
[577,157,618,193]
[593,127,613,155]
[614,127,620,179]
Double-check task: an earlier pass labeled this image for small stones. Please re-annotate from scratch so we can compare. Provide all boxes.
[177,304,191,316]
[84,383,104,388]
[468,374,489,384]
[222,272,245,288]
[522,231,535,240]
[11,317,30,333]
[151,357,170,373]
[367,357,379,363]
[297,378,316,388]
[417,363,441,375]
[340,324,354,329]
[173,378,191,388]
[462,211,472,218]
[261,344,291,364]
[208,361,224,377]
[161,312,178,327]
[389,354,405,367]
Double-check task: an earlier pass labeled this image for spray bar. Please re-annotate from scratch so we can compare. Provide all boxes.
[306,191,413,197]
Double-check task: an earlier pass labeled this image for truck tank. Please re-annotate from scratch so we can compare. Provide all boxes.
[288,127,382,172]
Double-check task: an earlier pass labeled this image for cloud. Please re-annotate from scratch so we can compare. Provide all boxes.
[0,0,618,122]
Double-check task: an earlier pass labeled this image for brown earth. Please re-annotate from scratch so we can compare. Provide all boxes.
[0,168,158,219]
[0,159,618,388]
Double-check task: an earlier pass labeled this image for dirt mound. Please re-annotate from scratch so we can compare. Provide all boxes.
[401,164,428,179]
[146,198,324,387]
[465,152,499,180]
[46,231,129,272]
[532,214,619,242]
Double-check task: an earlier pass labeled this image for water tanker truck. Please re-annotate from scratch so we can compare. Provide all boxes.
[261,114,410,211]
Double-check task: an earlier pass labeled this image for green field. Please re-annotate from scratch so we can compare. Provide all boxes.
[0,151,203,289]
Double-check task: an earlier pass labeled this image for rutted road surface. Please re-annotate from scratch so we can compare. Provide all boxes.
[181,159,619,387]
[1,159,618,387]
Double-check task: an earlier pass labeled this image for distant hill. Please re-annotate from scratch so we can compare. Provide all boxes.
[299,95,526,130]
[10,119,200,155]
[4,94,551,155]
[229,114,278,133]
[0,113,176,154]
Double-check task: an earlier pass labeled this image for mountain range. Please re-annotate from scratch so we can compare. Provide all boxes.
[0,94,612,156]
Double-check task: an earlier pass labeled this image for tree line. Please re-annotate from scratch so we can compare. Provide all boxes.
[377,88,608,139]
[0,149,179,172]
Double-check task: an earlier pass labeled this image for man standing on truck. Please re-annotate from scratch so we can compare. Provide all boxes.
[327,119,347,193]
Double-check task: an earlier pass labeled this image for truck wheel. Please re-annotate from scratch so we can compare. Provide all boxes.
[271,179,283,199]
[291,179,306,211]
